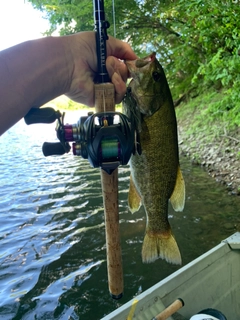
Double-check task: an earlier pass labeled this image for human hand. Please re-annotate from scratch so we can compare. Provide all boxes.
[64,31,137,106]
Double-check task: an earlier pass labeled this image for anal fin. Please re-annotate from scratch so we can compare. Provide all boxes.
[128,174,142,213]
[170,165,185,212]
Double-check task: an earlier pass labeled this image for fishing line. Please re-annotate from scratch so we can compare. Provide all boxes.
[103,89,106,113]
[112,0,116,37]
[101,138,119,159]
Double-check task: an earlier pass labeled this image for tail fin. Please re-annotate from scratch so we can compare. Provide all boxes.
[142,230,182,265]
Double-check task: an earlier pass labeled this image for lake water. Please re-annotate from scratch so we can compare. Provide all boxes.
[0,111,239,319]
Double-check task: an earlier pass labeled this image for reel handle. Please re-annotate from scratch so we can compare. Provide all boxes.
[24,107,61,125]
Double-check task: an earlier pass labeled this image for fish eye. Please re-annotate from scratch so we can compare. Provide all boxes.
[152,71,161,82]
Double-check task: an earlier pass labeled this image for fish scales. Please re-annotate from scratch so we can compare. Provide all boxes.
[123,53,185,265]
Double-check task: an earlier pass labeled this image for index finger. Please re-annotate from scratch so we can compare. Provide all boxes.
[106,36,138,61]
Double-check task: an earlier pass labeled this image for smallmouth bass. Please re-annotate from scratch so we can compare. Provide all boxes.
[123,53,185,265]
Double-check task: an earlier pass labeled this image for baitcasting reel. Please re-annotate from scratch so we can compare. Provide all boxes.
[24,107,139,174]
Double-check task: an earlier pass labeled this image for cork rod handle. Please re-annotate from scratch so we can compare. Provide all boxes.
[95,82,123,299]
[153,298,184,320]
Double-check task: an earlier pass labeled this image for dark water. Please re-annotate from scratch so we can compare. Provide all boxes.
[0,111,239,320]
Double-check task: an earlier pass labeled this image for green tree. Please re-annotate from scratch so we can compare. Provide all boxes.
[28,0,240,124]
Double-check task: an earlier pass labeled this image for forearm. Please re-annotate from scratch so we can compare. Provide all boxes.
[0,37,72,135]
[0,31,137,135]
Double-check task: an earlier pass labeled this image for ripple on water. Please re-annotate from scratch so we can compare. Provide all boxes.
[0,116,240,319]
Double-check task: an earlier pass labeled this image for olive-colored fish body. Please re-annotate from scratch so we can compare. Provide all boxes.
[123,53,185,265]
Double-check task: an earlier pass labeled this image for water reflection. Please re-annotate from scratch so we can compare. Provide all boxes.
[0,114,239,319]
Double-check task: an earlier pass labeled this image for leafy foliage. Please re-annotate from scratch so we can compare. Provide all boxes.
[28,0,240,125]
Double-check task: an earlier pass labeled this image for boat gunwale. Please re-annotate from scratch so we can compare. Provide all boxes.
[102,232,240,320]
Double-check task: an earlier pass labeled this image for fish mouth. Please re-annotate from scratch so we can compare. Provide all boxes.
[125,52,159,116]
[125,52,156,77]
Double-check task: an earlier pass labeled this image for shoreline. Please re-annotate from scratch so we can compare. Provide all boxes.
[177,121,240,196]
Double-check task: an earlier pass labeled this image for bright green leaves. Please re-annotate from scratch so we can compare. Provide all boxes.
[27,0,240,125]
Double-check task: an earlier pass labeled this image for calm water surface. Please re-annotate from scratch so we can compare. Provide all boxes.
[0,111,239,319]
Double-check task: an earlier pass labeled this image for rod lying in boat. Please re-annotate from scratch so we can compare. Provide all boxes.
[152,298,184,320]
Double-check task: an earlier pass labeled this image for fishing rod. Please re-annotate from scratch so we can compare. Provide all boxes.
[24,0,137,300]
[93,0,123,299]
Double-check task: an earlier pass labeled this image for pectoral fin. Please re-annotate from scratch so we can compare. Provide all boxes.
[170,165,185,212]
[128,174,142,213]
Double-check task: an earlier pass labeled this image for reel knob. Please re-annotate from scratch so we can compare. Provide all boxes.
[42,142,70,156]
